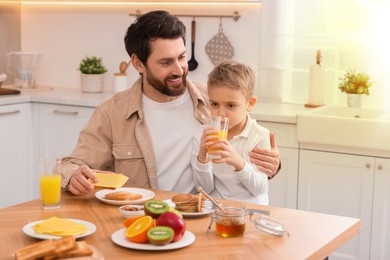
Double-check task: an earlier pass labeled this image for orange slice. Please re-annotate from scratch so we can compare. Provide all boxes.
[123,216,144,228]
[125,216,154,243]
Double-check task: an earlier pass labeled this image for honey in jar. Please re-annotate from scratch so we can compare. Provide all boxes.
[213,206,247,238]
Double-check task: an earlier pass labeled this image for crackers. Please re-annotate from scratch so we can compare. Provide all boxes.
[172,193,204,213]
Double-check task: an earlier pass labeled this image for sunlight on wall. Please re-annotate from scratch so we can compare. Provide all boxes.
[260,0,390,109]
[366,0,390,109]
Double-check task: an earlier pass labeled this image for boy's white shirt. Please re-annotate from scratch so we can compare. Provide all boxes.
[191,115,271,205]
[143,89,201,194]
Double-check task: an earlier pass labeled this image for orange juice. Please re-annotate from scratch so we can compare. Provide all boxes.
[207,129,228,157]
[207,116,229,161]
[40,174,61,207]
[219,129,228,139]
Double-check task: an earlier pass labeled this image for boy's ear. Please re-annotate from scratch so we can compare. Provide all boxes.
[247,96,257,112]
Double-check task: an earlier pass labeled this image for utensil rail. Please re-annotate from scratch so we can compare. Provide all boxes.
[130,10,241,21]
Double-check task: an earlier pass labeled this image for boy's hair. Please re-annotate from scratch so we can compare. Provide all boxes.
[207,60,255,98]
[124,10,186,65]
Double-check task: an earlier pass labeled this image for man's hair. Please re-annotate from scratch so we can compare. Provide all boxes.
[124,10,186,64]
[207,60,255,98]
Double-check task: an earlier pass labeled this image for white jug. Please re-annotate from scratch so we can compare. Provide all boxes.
[6,52,42,89]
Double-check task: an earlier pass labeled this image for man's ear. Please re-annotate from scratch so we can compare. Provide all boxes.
[131,54,144,73]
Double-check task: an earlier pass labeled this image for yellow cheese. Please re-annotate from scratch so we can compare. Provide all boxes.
[32,217,89,236]
[93,173,129,188]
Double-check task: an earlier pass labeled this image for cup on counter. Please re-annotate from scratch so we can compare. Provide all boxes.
[207,116,229,161]
[39,158,61,209]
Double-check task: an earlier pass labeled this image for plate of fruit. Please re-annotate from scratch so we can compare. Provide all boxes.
[111,199,195,250]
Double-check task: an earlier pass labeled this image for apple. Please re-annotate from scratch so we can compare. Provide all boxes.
[156,211,186,242]
[168,207,183,218]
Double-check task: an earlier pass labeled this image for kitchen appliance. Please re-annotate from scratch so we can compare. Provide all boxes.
[6,52,42,89]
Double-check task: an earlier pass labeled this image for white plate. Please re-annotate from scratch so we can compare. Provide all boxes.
[111,229,195,251]
[95,188,155,205]
[23,218,96,240]
[164,199,211,218]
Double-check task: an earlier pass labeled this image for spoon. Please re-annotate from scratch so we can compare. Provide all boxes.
[196,186,224,212]
[188,19,199,71]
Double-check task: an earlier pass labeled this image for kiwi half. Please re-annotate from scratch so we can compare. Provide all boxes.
[144,200,169,218]
[147,226,174,245]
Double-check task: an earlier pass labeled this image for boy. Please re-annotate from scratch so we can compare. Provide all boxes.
[191,60,271,205]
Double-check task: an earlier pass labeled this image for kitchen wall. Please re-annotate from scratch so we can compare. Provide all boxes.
[17,3,263,95]
[259,0,390,109]
[2,0,390,109]
[0,4,20,77]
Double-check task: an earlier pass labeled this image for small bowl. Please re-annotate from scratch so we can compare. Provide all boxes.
[119,204,145,219]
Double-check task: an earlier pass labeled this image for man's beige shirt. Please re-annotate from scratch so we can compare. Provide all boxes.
[61,78,210,189]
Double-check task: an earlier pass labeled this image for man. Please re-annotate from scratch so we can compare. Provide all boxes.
[61,10,280,196]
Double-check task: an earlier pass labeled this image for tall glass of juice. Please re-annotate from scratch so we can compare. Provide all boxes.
[39,158,61,209]
[207,116,229,161]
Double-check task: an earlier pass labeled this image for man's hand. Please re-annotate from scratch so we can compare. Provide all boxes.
[67,165,98,195]
[249,132,281,178]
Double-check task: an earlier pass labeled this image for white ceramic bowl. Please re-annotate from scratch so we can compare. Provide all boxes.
[119,205,145,219]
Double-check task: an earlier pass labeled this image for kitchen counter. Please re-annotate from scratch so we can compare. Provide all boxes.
[0,86,114,108]
[251,101,312,124]
[0,86,310,124]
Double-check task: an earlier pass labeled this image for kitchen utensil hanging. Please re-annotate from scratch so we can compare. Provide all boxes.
[205,19,235,65]
[188,18,199,71]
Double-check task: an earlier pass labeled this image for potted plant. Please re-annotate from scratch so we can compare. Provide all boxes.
[78,56,107,93]
[338,69,372,107]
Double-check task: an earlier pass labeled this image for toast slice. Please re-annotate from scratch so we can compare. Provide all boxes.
[43,236,77,260]
[60,241,93,258]
[13,236,93,260]
[14,239,55,260]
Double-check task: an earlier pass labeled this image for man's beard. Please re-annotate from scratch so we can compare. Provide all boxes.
[144,67,187,97]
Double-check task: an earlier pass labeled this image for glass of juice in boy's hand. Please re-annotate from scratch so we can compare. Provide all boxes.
[39,158,61,209]
[207,116,229,161]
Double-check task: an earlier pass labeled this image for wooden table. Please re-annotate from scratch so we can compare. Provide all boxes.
[1,188,360,260]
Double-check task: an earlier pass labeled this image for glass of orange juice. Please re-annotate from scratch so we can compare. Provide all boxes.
[207,116,229,161]
[39,158,61,209]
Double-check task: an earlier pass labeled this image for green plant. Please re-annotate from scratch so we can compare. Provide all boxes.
[339,69,372,95]
[78,56,107,74]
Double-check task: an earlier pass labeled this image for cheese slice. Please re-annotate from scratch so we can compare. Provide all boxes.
[93,172,129,188]
[32,217,89,236]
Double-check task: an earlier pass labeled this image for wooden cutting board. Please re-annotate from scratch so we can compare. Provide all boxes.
[0,86,20,95]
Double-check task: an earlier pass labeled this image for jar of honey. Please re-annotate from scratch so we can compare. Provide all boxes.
[212,206,247,238]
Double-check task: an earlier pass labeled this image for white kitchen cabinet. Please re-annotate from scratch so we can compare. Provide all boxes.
[370,158,390,260]
[0,103,33,208]
[32,103,94,197]
[36,103,94,159]
[257,121,299,209]
[298,149,376,260]
[270,147,298,208]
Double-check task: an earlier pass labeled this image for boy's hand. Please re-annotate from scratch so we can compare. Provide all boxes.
[211,139,245,171]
